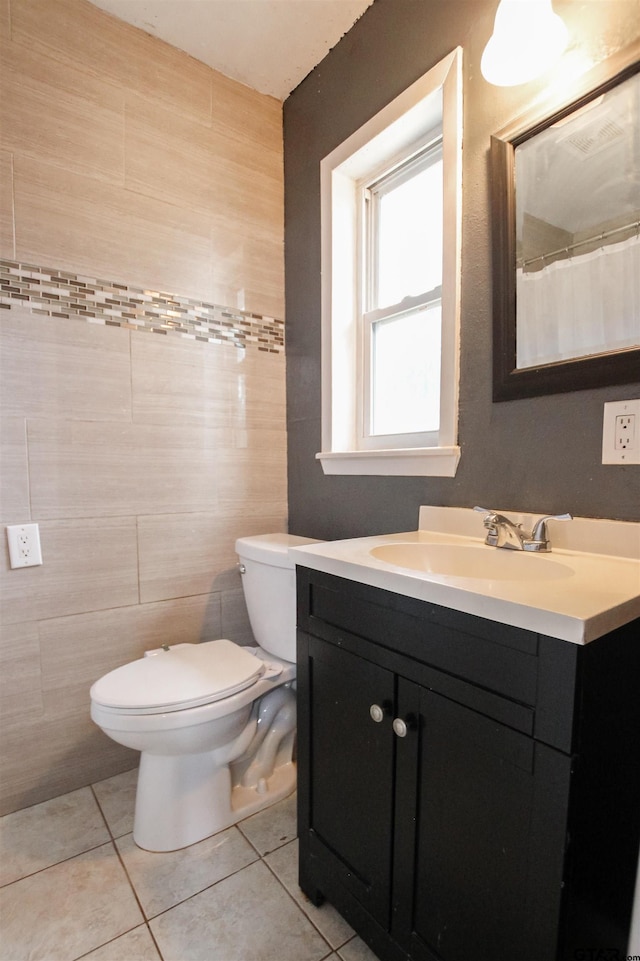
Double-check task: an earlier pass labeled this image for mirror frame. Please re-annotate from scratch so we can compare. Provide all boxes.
[491,45,640,402]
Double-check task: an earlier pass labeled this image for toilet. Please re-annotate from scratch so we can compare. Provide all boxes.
[90,533,321,852]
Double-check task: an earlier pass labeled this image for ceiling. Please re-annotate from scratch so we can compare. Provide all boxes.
[89,0,374,100]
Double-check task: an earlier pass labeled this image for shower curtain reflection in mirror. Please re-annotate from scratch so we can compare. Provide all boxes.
[514,69,640,371]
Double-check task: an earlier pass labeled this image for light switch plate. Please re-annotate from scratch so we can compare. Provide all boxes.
[602,399,640,465]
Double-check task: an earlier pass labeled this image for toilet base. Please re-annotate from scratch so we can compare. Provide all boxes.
[130,681,298,852]
[232,760,297,827]
[132,756,296,852]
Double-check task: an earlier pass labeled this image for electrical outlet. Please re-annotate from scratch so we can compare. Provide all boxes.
[6,523,43,569]
[602,399,640,465]
[615,415,635,450]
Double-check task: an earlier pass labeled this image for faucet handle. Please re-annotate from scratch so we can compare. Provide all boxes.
[529,513,573,550]
[473,507,498,533]
[473,506,501,545]
[473,506,518,528]
[473,506,499,525]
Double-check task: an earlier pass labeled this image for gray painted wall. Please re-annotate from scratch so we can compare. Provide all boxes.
[284,0,640,540]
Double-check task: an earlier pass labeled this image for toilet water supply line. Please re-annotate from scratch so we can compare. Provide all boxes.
[238,686,296,789]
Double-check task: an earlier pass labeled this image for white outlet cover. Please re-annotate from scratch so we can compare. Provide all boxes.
[6,523,43,568]
[602,399,640,465]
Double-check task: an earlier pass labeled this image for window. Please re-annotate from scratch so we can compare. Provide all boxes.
[317,49,463,476]
[362,141,443,447]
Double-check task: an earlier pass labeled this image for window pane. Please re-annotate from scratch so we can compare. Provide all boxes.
[376,158,443,309]
[371,305,441,436]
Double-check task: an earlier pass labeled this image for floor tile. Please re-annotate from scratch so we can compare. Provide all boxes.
[149,859,329,961]
[92,767,138,838]
[266,839,355,948]
[237,790,297,855]
[0,786,110,886]
[80,924,161,960]
[0,843,143,961]
[338,936,382,961]
[116,825,259,918]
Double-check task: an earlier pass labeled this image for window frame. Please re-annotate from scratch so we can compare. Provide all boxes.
[317,47,463,477]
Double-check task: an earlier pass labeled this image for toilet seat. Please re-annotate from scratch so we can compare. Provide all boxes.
[90,639,266,715]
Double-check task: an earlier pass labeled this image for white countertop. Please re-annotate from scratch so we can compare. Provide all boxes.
[290,507,640,644]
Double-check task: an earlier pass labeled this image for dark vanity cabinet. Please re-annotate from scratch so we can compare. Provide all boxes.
[296,568,640,961]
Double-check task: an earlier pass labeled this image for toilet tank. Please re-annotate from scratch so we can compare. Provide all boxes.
[235,533,323,662]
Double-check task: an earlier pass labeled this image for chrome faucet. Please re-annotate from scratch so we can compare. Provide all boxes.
[473,507,572,552]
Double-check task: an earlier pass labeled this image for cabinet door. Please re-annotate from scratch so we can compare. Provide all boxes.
[393,679,572,961]
[298,634,396,927]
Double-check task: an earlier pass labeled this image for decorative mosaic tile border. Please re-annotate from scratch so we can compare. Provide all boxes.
[0,259,284,354]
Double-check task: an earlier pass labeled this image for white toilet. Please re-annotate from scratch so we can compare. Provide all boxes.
[90,533,320,852]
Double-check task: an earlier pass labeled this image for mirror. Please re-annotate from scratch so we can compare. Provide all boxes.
[491,47,640,400]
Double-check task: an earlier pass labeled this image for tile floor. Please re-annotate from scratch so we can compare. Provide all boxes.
[0,769,380,961]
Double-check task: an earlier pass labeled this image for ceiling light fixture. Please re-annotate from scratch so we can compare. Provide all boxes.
[481,0,569,86]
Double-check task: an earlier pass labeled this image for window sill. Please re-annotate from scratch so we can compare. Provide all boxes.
[316,446,461,477]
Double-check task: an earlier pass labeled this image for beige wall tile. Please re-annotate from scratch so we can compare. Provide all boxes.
[210,71,282,155]
[125,92,282,224]
[124,94,233,219]
[0,0,10,36]
[11,0,213,126]
[213,157,283,237]
[0,417,30,521]
[210,219,284,320]
[27,420,236,518]
[238,345,287,387]
[131,333,242,428]
[0,40,124,185]
[124,92,284,316]
[137,511,287,604]
[0,0,287,815]
[3,1,284,315]
[0,308,131,421]
[0,517,139,625]
[0,621,43,723]
[216,446,288,517]
[2,2,284,313]
[138,512,238,604]
[233,428,287,451]
[131,335,286,429]
[0,149,15,258]
[0,709,137,816]
[220,588,255,647]
[13,156,214,301]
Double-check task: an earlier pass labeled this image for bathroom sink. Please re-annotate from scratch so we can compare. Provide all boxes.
[289,507,640,643]
[370,542,573,581]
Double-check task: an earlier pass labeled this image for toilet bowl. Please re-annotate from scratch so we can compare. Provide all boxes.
[90,533,321,852]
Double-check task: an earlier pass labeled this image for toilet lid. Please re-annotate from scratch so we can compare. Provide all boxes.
[90,639,265,714]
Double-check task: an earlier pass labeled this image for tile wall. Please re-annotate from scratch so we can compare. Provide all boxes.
[0,0,287,815]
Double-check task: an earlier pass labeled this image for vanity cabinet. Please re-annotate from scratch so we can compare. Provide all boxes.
[296,568,640,961]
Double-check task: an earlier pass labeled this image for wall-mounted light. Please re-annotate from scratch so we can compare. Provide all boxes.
[481,0,569,86]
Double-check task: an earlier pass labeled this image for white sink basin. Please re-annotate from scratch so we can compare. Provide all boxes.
[289,508,640,643]
[370,542,574,581]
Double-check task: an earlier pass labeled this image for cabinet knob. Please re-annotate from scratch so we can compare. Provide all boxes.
[370,704,385,723]
[392,718,408,738]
